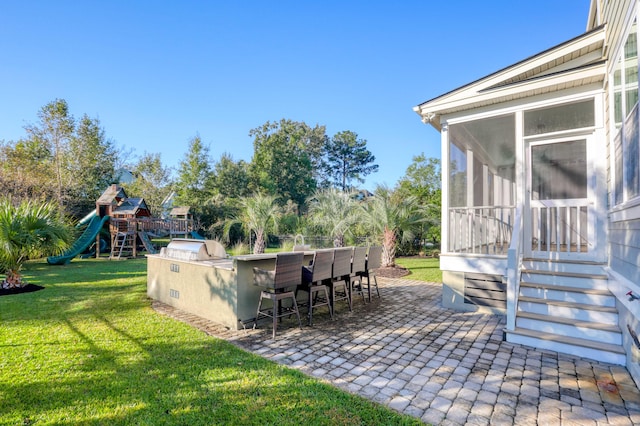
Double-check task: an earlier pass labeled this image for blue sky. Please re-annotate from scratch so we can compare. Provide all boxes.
[1,1,590,190]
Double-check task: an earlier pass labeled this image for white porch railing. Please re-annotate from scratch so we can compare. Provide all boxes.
[448,206,515,255]
[505,206,523,331]
[529,200,590,254]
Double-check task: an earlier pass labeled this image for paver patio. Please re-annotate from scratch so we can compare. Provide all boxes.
[154,277,640,425]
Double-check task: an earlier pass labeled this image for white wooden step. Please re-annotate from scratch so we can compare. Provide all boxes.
[516,311,622,345]
[505,327,626,365]
[521,269,608,289]
[522,258,606,275]
[519,282,616,307]
[518,296,619,323]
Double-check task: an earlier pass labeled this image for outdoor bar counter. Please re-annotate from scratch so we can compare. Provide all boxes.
[146,239,313,330]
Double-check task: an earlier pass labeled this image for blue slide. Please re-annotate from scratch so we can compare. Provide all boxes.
[47,215,110,265]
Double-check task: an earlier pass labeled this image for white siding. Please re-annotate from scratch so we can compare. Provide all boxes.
[603,0,640,285]
[610,217,640,284]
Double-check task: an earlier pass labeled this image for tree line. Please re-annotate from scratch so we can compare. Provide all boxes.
[0,99,441,265]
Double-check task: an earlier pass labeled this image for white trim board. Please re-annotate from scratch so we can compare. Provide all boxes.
[440,254,507,276]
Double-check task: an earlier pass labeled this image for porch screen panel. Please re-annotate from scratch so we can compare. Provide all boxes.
[448,114,515,254]
[531,141,587,200]
[524,99,595,137]
[530,140,588,253]
[449,143,467,208]
[448,143,468,253]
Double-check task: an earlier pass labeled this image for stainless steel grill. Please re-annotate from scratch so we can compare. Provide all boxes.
[161,238,228,262]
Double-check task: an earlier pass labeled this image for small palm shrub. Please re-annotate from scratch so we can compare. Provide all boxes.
[223,194,280,254]
[0,198,71,288]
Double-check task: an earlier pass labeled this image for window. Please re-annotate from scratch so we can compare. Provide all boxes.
[624,104,640,199]
[615,131,624,205]
[613,18,640,205]
[614,20,638,128]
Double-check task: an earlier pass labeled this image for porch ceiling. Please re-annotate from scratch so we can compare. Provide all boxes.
[414,25,606,130]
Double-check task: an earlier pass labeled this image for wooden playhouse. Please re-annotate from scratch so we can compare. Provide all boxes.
[95,184,194,259]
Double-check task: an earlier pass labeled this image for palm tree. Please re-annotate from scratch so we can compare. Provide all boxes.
[223,193,280,254]
[363,185,424,267]
[0,198,71,288]
[307,188,362,247]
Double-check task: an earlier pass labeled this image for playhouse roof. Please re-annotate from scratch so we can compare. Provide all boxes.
[113,198,150,216]
[97,184,128,205]
[170,206,191,216]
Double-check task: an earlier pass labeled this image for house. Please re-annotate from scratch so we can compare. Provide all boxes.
[114,168,136,184]
[414,0,640,385]
[160,191,176,219]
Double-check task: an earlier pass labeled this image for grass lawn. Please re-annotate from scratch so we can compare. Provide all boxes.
[395,257,442,283]
[0,259,422,426]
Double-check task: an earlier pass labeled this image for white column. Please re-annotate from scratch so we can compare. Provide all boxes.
[466,149,474,207]
[440,122,450,254]
[514,109,526,261]
[466,149,475,253]
[515,110,524,208]
[494,175,503,206]
[593,91,607,260]
[483,164,490,207]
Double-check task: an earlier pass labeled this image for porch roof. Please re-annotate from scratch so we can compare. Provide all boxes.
[414,25,606,130]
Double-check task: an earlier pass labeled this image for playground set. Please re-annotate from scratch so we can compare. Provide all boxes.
[47,184,199,265]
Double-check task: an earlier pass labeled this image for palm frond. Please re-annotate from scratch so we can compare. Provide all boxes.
[0,198,71,281]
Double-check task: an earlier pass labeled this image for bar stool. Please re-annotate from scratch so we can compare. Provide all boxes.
[349,246,368,303]
[358,246,382,302]
[329,247,353,313]
[296,249,334,325]
[253,252,304,338]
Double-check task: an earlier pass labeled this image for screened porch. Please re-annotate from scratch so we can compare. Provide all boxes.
[443,99,598,258]
[446,114,516,255]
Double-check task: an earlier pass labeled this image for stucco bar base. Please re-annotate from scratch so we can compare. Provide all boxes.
[147,253,313,331]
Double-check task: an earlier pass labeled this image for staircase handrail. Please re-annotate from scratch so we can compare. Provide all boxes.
[506,205,523,331]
